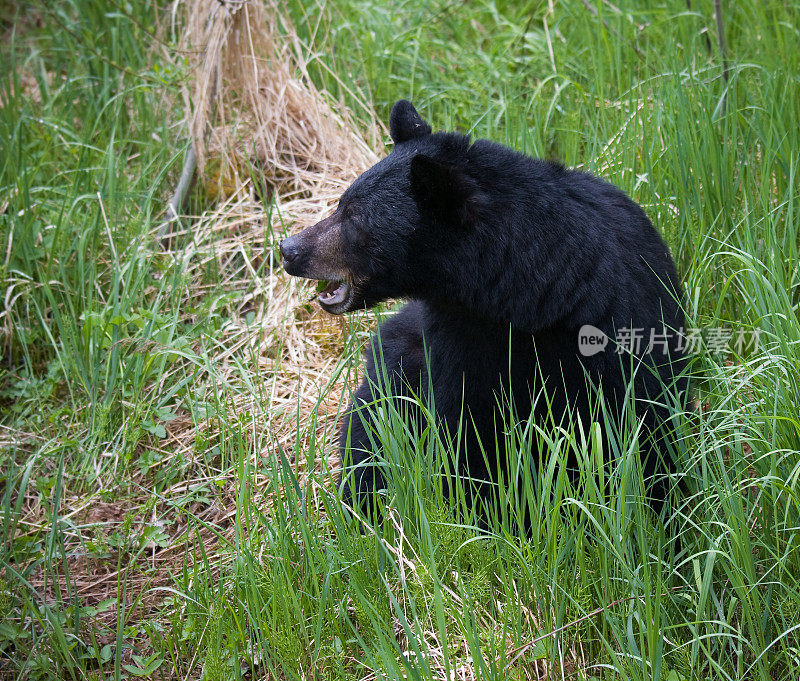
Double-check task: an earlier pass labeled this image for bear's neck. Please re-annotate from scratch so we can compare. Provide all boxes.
[416,299,546,425]
[420,298,540,358]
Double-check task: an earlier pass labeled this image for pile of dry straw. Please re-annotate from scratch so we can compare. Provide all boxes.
[167,0,385,475]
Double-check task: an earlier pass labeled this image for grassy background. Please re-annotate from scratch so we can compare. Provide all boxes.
[2,0,799,679]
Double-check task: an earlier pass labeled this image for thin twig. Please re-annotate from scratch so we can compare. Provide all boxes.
[157,1,229,244]
[157,143,197,242]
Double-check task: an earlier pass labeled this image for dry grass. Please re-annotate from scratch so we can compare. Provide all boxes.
[183,0,382,194]
[167,0,387,471]
[16,1,388,670]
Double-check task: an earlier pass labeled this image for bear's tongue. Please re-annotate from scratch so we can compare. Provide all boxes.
[319,281,348,305]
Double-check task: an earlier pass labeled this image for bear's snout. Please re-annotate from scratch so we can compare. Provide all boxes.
[279,236,300,263]
[279,216,349,286]
[278,232,319,279]
[280,233,313,277]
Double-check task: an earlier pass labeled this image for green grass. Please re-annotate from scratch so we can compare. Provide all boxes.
[2,0,800,679]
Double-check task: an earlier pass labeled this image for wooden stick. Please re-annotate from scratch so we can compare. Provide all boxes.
[158,142,197,242]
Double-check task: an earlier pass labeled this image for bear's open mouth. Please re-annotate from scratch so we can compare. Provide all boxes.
[317,280,352,312]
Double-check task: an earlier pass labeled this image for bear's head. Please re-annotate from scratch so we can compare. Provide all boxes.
[279,100,482,314]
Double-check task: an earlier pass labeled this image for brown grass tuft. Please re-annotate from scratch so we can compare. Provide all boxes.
[182,0,382,203]
[166,0,386,471]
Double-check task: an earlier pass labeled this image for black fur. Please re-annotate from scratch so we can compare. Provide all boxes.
[284,101,689,514]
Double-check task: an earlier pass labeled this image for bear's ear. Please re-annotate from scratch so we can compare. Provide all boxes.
[390,100,432,145]
[410,154,481,227]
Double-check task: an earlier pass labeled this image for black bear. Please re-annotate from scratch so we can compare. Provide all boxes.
[280,100,688,514]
